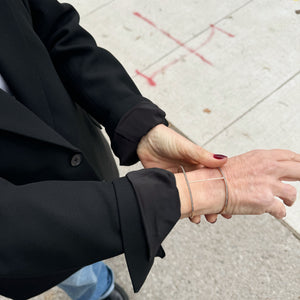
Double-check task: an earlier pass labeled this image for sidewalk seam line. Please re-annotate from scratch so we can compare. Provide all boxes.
[133,0,254,76]
[81,0,116,19]
[280,220,300,241]
[202,70,300,147]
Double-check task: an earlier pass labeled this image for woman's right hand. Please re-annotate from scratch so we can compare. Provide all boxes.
[176,149,300,220]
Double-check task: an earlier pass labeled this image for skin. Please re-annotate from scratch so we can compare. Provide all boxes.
[137,125,298,221]
[137,124,229,223]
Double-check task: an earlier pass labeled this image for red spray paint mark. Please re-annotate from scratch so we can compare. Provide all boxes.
[151,57,182,78]
[135,69,157,86]
[214,25,235,38]
[133,12,209,63]
[133,12,235,86]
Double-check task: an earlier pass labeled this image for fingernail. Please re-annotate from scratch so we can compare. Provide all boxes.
[213,154,227,159]
[211,219,217,224]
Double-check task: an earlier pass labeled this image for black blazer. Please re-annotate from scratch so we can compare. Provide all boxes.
[0,0,180,299]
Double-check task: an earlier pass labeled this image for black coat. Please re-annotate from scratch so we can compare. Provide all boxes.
[0,0,180,299]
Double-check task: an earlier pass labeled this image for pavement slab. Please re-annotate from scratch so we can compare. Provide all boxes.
[105,214,300,300]
[67,0,114,17]
[203,74,300,236]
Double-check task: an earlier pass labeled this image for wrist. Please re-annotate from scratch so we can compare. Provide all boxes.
[176,168,226,218]
[199,168,226,214]
[175,173,192,218]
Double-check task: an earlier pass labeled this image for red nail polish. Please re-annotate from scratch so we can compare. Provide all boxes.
[213,154,227,159]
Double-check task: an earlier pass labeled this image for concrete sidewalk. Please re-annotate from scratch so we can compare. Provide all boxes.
[1,1,299,299]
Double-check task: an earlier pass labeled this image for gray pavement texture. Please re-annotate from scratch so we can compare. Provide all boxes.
[1,0,299,299]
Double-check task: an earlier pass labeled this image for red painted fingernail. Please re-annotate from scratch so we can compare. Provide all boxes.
[213,154,227,159]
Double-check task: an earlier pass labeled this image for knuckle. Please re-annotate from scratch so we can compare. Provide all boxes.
[263,159,278,173]
[281,149,296,160]
[289,151,296,161]
[261,190,274,205]
[285,149,294,157]
[256,189,272,206]
[249,149,262,157]
[264,159,278,170]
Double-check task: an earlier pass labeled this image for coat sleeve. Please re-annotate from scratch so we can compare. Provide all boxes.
[26,0,168,165]
[0,169,180,299]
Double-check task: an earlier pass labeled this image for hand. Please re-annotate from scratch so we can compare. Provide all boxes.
[176,149,299,219]
[137,124,227,170]
[137,124,228,223]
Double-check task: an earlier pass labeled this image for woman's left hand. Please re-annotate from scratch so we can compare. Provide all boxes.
[137,124,229,223]
[137,124,227,170]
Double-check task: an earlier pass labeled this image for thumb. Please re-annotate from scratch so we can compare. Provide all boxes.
[181,142,228,168]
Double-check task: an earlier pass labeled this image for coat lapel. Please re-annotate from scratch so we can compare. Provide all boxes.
[0,0,79,152]
[0,89,79,151]
[0,0,55,126]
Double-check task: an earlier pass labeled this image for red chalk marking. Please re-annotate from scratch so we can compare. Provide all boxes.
[133,12,156,27]
[214,25,235,37]
[194,53,213,65]
[199,24,216,48]
[133,11,209,63]
[186,25,233,65]
[151,57,182,77]
[133,12,235,86]
[134,12,188,49]
[135,69,156,86]
[192,25,234,53]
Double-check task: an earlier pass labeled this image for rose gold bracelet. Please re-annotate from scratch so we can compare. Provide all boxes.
[216,167,229,214]
[180,166,229,216]
[180,165,194,218]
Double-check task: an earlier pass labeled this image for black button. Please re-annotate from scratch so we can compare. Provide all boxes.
[71,153,82,167]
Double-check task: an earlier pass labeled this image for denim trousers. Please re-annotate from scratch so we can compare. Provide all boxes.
[58,261,114,300]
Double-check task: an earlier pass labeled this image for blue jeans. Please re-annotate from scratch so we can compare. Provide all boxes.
[58,262,114,300]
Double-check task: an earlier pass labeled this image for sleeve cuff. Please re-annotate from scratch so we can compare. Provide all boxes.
[127,169,180,262]
[110,99,168,166]
[113,169,180,292]
[113,176,153,292]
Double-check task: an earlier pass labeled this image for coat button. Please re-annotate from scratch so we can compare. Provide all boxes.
[71,153,82,167]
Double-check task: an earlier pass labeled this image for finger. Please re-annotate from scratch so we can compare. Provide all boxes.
[221,214,232,219]
[279,177,297,181]
[170,164,203,175]
[179,141,228,168]
[268,149,300,162]
[205,214,218,223]
[274,182,297,207]
[267,198,286,219]
[189,215,201,224]
[277,161,300,181]
[176,164,204,173]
